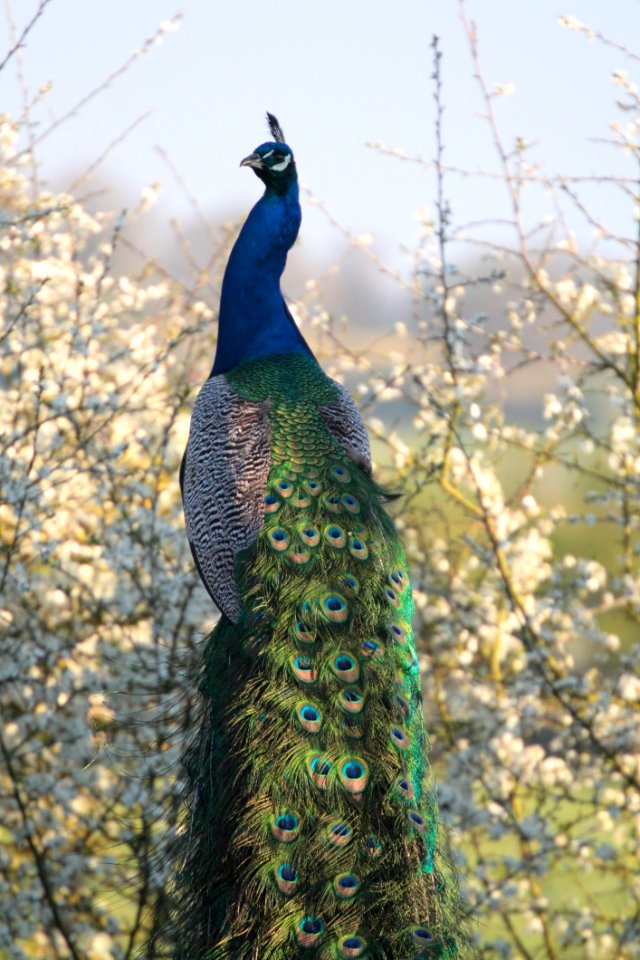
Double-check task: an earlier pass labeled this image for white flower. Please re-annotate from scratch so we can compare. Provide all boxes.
[554,277,576,304]
[543,394,563,419]
[558,14,584,30]
[521,494,540,517]
[618,674,640,702]
[86,933,114,960]
[354,233,374,247]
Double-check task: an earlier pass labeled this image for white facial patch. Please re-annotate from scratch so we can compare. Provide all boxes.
[271,154,292,172]
[262,149,274,159]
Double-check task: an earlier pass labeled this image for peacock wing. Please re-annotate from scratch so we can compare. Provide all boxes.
[319,378,372,476]
[180,374,271,622]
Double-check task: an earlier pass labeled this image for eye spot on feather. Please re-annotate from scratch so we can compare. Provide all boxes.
[348,538,369,560]
[361,639,382,660]
[292,490,311,508]
[263,493,281,514]
[339,756,369,794]
[337,934,368,957]
[341,493,360,514]
[290,655,318,684]
[333,872,360,899]
[396,775,415,801]
[340,688,364,714]
[326,821,352,847]
[341,574,360,595]
[388,569,409,594]
[276,479,293,498]
[303,479,322,496]
[300,525,320,547]
[364,836,382,858]
[331,464,351,484]
[270,812,301,842]
[246,633,267,654]
[390,725,409,750]
[274,862,299,895]
[296,702,322,733]
[331,653,360,684]
[307,753,332,788]
[287,545,311,565]
[408,810,428,836]
[384,586,400,608]
[324,493,342,514]
[389,622,408,645]
[411,926,436,949]
[268,527,290,551]
[296,915,325,947]
[324,524,347,548]
[294,620,316,645]
[319,592,349,623]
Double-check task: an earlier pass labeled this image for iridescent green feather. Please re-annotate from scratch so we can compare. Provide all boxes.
[170,355,470,960]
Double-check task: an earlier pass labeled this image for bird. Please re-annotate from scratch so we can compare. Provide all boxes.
[173,113,470,960]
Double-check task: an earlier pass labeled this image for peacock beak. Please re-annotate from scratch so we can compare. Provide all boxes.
[240,152,264,170]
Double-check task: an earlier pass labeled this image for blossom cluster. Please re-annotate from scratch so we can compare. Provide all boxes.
[0,116,217,958]
[358,27,640,957]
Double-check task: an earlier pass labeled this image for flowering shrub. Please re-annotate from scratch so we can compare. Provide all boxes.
[2,9,640,960]
[355,23,640,959]
[0,115,216,958]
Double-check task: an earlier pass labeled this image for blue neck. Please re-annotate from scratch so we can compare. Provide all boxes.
[212,180,314,375]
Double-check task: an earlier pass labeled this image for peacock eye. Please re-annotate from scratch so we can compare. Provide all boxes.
[273,152,284,162]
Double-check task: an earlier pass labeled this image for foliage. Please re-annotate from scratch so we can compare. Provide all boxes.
[1,6,640,960]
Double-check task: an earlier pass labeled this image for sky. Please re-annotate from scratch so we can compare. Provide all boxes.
[1,0,639,272]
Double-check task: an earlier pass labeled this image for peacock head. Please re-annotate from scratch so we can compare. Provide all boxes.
[240,112,296,194]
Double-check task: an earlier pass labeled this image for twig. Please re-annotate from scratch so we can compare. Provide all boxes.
[0,0,53,73]
[68,109,154,194]
[559,14,640,65]
[459,0,630,385]
[155,144,220,250]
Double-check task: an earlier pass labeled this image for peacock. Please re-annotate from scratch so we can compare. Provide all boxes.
[171,113,470,960]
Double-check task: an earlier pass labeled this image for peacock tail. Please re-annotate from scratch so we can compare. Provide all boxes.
[172,354,468,960]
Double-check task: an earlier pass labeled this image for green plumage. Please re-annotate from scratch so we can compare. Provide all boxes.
[171,355,468,959]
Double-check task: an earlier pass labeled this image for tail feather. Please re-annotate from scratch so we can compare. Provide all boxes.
[166,449,469,958]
